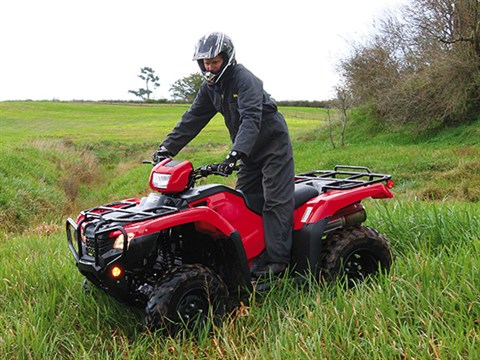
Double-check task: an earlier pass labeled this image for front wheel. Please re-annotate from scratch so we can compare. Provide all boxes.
[145,264,229,335]
[320,225,394,286]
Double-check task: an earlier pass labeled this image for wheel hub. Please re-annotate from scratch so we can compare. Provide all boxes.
[177,290,208,322]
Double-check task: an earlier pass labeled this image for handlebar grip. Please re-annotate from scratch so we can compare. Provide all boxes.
[209,164,239,172]
[199,163,239,175]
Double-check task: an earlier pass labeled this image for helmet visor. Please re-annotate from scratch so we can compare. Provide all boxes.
[192,32,226,60]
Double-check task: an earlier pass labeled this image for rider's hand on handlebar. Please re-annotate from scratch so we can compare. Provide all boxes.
[217,150,241,175]
[152,145,171,164]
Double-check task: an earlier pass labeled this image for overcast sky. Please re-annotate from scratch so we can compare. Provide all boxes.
[0,0,407,102]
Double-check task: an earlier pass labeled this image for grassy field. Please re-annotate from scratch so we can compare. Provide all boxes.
[0,101,479,358]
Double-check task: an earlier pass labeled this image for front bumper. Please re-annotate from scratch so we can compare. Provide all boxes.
[66,218,127,275]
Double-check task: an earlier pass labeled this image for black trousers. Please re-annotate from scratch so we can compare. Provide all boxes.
[236,124,295,264]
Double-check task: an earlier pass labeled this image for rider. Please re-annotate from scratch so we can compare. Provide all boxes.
[153,32,295,276]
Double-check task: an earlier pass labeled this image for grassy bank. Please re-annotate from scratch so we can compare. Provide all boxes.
[1,101,478,233]
[1,202,478,359]
[0,101,479,358]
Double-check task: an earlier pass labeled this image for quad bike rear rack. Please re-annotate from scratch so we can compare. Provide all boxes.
[296,165,392,191]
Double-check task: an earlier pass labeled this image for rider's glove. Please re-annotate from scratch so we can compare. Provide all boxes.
[218,150,241,175]
[152,145,171,164]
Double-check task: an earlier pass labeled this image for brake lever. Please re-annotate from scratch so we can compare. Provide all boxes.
[199,164,222,176]
[197,164,239,177]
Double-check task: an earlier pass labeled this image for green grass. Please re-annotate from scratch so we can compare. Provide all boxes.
[1,203,479,358]
[0,101,479,358]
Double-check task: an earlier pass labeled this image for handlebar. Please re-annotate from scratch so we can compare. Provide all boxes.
[194,163,240,177]
[143,159,238,174]
[187,163,239,190]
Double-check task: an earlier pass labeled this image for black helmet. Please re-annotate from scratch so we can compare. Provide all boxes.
[193,32,236,85]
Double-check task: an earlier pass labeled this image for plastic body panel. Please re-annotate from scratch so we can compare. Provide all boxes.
[149,159,193,194]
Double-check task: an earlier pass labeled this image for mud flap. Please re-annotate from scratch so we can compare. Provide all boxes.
[291,217,329,278]
[220,230,253,297]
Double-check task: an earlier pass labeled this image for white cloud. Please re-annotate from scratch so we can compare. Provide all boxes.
[0,0,407,101]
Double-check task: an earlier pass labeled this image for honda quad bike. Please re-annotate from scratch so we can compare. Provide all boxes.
[66,158,395,334]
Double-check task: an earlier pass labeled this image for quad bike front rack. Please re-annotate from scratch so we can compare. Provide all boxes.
[66,199,179,267]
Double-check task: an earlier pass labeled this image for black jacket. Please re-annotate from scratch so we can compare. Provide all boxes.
[162,64,290,158]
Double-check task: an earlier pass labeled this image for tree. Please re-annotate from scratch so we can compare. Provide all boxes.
[335,86,352,147]
[326,108,336,149]
[128,67,160,102]
[338,0,480,128]
[169,73,204,102]
[326,86,353,148]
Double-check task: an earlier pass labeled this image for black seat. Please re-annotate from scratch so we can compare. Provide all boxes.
[242,183,319,215]
[184,183,318,216]
[294,183,319,208]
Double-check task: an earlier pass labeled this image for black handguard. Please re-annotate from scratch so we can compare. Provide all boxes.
[152,145,171,164]
[217,150,241,175]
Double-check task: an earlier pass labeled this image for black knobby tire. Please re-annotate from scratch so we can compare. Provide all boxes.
[145,264,229,335]
[320,225,394,286]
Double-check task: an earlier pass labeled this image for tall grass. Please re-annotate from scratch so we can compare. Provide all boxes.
[0,101,479,358]
[1,202,479,358]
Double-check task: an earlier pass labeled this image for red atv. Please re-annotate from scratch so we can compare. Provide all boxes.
[66,159,394,333]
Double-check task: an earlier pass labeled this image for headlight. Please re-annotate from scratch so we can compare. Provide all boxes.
[113,232,135,250]
[151,173,171,189]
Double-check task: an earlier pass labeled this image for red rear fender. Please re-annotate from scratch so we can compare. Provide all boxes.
[294,183,393,227]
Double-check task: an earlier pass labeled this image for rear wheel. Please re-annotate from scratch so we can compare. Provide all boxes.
[145,264,229,335]
[320,225,394,286]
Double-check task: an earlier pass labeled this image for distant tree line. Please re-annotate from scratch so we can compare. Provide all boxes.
[129,69,332,107]
[276,100,330,108]
[338,0,480,128]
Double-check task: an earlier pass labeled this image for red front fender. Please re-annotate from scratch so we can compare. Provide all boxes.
[117,206,236,239]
